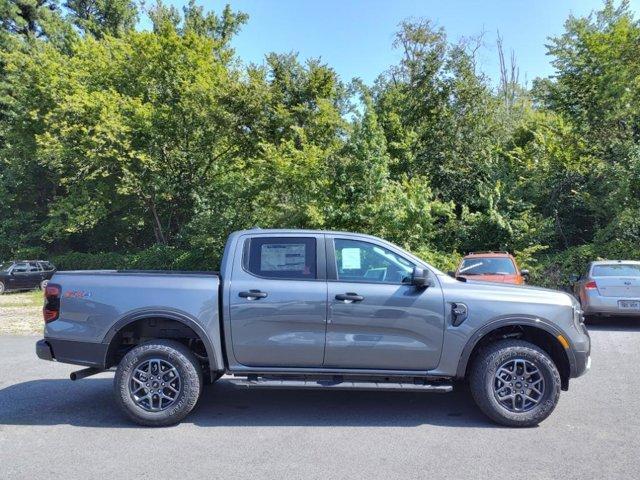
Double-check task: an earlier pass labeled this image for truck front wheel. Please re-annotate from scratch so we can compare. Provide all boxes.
[469,339,561,427]
[114,339,203,427]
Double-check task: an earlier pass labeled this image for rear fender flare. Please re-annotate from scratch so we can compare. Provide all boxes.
[102,308,220,371]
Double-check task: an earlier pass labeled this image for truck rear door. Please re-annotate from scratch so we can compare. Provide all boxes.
[228,233,327,367]
[323,235,445,371]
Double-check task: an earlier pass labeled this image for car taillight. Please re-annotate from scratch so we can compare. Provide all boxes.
[585,280,598,290]
[43,283,61,323]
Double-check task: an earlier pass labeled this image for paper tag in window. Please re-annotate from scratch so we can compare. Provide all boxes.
[342,248,361,269]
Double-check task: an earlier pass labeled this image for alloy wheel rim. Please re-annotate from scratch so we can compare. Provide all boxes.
[493,358,545,413]
[129,358,181,412]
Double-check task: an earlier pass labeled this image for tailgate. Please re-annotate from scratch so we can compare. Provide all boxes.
[595,277,640,298]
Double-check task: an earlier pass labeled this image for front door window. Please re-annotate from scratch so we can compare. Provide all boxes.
[334,239,414,284]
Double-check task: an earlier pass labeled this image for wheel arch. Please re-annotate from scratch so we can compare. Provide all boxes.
[457,316,573,390]
[102,308,222,373]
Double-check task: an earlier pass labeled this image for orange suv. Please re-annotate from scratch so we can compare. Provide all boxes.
[450,251,529,285]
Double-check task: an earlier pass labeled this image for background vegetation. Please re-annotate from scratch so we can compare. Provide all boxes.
[1,0,639,288]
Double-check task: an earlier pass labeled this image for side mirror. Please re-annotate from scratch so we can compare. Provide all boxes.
[411,267,430,288]
[447,270,456,278]
[520,269,530,279]
[568,273,579,284]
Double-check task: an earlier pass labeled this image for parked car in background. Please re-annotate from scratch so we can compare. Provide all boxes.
[572,260,640,321]
[0,260,57,294]
[450,251,529,285]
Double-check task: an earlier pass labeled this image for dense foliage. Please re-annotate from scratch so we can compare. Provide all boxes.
[1,0,638,287]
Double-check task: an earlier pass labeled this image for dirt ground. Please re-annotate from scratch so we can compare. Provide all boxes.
[0,290,44,335]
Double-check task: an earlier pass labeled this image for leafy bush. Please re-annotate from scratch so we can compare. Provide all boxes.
[51,252,129,270]
[532,240,640,291]
[50,246,220,272]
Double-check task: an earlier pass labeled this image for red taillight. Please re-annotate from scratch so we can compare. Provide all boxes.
[585,280,598,290]
[44,284,61,297]
[43,283,61,323]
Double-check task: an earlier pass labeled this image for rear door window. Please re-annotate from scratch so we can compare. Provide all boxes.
[244,237,317,280]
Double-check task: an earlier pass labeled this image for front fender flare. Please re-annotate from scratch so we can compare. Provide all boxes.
[455,315,575,379]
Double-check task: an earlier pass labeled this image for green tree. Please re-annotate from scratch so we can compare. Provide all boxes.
[373,20,502,210]
[64,0,138,37]
[532,0,640,250]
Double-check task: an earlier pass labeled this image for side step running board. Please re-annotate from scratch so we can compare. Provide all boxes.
[227,377,453,393]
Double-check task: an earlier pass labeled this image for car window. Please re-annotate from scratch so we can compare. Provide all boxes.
[0,261,13,271]
[592,264,640,277]
[244,237,317,280]
[40,262,54,271]
[459,257,517,275]
[28,262,40,272]
[334,239,414,284]
[12,262,28,273]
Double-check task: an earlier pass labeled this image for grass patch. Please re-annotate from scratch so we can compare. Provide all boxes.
[0,290,44,335]
[0,289,44,308]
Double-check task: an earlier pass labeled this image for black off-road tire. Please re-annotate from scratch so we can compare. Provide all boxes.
[0,281,5,295]
[470,339,561,427]
[114,339,203,427]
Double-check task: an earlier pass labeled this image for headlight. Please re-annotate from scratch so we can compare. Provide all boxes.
[573,305,585,331]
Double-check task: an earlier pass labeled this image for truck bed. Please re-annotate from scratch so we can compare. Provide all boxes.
[44,270,223,369]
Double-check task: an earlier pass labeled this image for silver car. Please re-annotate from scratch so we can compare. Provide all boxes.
[573,260,640,319]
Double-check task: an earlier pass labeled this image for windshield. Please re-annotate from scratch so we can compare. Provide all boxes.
[459,257,517,275]
[592,264,640,277]
[0,261,13,271]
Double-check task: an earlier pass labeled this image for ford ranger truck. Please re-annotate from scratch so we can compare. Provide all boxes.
[36,229,591,427]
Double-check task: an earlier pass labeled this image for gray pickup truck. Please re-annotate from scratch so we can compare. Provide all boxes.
[36,229,590,427]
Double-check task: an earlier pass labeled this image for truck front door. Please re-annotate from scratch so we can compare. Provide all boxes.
[324,236,445,371]
[228,234,327,367]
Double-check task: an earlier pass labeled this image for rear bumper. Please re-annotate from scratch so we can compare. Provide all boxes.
[36,339,54,361]
[583,294,640,316]
[35,338,107,368]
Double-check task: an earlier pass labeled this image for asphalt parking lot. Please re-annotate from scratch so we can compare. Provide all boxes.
[1,321,639,480]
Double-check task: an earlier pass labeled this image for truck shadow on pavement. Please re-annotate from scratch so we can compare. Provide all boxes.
[0,378,499,429]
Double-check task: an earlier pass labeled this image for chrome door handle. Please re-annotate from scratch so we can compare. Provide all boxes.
[239,290,268,300]
[335,292,364,302]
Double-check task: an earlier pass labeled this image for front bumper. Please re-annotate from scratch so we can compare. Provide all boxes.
[35,338,107,368]
[567,319,591,379]
[572,348,591,378]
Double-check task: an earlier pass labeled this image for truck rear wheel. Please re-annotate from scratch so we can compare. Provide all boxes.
[114,339,203,427]
[469,339,561,427]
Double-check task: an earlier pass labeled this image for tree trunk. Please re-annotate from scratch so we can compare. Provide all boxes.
[148,198,167,245]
